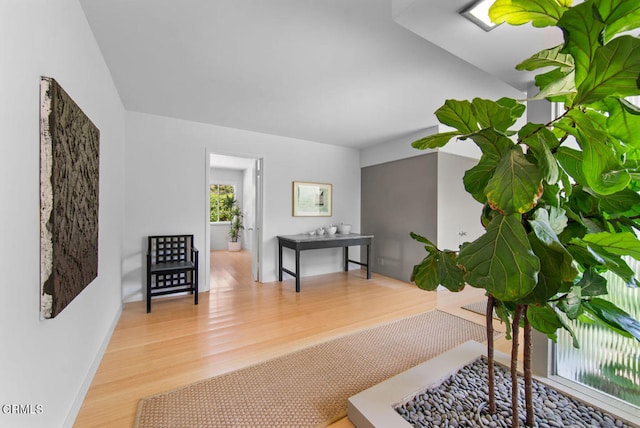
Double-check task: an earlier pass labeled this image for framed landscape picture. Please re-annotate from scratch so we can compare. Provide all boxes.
[292,181,332,217]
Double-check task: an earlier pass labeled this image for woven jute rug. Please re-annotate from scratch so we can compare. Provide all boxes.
[135,310,489,428]
[461,299,499,319]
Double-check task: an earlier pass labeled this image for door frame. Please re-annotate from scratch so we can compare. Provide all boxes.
[204,149,265,289]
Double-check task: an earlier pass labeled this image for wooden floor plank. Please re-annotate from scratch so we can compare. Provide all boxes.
[74,250,511,427]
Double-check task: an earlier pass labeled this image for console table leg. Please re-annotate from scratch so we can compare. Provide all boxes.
[278,243,283,281]
[366,244,371,279]
[295,249,301,292]
[344,247,349,271]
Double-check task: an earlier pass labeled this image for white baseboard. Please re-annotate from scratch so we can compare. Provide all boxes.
[63,303,123,428]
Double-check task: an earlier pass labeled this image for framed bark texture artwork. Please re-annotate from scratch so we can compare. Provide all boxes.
[292,181,332,217]
[40,77,100,319]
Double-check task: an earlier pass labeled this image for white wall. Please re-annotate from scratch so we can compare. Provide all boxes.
[124,111,361,301]
[436,152,485,251]
[0,1,125,427]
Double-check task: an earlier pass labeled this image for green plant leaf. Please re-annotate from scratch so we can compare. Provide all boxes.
[437,250,466,292]
[471,98,520,132]
[520,123,560,184]
[555,147,589,187]
[410,247,465,293]
[568,242,638,287]
[583,298,640,341]
[575,36,640,105]
[458,214,540,302]
[485,147,544,215]
[556,307,581,348]
[548,206,569,235]
[463,157,497,204]
[516,44,574,71]
[496,97,526,121]
[411,253,439,291]
[562,110,631,195]
[532,68,577,101]
[577,267,608,297]
[557,287,583,320]
[527,304,563,341]
[582,231,640,260]
[494,298,513,339]
[409,231,437,253]
[524,234,573,303]
[584,187,640,218]
[412,131,460,150]
[604,98,640,149]
[557,1,606,90]
[490,0,567,27]
[435,100,478,134]
[596,0,640,42]
[465,129,515,161]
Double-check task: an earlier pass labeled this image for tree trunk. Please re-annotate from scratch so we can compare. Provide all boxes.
[511,304,523,428]
[486,295,496,415]
[524,306,534,427]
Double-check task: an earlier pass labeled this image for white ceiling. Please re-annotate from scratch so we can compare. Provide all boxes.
[79,0,561,150]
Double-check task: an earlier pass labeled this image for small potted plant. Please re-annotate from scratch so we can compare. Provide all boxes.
[222,196,244,251]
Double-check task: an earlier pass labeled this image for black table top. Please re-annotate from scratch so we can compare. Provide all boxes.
[277,232,373,243]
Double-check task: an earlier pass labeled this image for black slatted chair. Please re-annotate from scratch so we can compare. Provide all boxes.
[146,234,198,313]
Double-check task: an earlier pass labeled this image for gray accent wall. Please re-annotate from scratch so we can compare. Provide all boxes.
[361,153,438,282]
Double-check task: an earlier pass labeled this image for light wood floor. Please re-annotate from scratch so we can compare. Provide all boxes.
[74,250,515,427]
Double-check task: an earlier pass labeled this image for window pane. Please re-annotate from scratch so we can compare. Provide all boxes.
[210,184,235,222]
[556,257,640,407]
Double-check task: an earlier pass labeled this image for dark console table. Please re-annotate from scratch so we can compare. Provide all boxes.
[277,233,373,292]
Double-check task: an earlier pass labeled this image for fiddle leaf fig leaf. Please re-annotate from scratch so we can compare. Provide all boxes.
[569,242,638,287]
[574,36,640,105]
[605,98,640,149]
[583,298,640,341]
[435,100,478,134]
[578,267,608,297]
[591,188,640,217]
[582,231,640,261]
[556,147,588,187]
[458,214,540,302]
[466,129,515,161]
[517,44,574,71]
[520,123,560,184]
[411,253,439,291]
[523,233,573,303]
[557,2,606,91]
[412,131,460,150]
[527,304,563,341]
[410,245,465,293]
[490,0,567,27]
[557,287,583,320]
[556,308,581,348]
[471,98,520,132]
[485,147,544,215]
[562,110,631,195]
[463,157,498,204]
[494,299,513,339]
[437,250,466,292]
[496,97,526,121]
[548,206,568,235]
[409,232,437,253]
[596,0,640,43]
[532,68,576,101]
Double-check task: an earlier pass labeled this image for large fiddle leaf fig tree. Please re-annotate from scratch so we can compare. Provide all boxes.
[410,0,640,426]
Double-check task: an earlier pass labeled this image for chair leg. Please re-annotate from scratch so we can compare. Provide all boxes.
[146,273,152,313]
[194,269,199,306]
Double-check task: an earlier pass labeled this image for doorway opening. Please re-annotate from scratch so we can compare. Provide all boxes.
[207,153,263,290]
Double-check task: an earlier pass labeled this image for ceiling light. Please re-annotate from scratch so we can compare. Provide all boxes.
[460,0,499,32]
